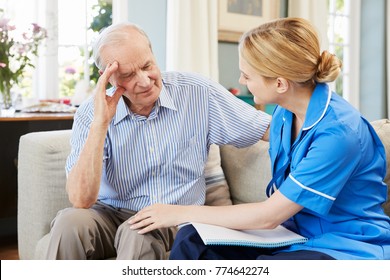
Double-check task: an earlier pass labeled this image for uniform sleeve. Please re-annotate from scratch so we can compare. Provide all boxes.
[207,81,271,147]
[279,123,362,215]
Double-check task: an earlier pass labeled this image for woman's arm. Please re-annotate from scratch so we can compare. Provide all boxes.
[129,190,303,234]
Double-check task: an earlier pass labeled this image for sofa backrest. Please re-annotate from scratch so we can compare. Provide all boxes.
[371,119,390,215]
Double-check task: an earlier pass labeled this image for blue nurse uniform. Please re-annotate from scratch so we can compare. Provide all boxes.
[169,83,390,260]
[269,83,390,259]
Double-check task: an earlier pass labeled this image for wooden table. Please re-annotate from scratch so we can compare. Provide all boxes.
[0,112,74,239]
[0,112,74,122]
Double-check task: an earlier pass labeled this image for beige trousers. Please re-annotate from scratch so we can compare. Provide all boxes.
[44,201,177,260]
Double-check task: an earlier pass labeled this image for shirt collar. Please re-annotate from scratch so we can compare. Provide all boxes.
[113,82,177,125]
[113,96,131,125]
[302,83,332,131]
[158,82,177,111]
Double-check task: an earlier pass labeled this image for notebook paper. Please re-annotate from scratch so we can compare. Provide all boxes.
[191,222,308,248]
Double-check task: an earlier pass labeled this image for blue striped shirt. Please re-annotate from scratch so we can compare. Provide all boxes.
[66,71,270,211]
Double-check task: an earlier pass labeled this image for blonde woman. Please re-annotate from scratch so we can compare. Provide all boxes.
[129,18,390,260]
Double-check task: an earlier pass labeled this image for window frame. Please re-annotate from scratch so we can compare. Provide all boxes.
[327,0,361,110]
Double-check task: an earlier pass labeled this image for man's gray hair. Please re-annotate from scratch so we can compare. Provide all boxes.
[92,22,152,70]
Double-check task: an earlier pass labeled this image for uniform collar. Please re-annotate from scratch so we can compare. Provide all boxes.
[113,83,177,125]
[271,83,331,174]
[301,83,332,131]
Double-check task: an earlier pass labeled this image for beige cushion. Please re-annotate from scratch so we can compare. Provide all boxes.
[205,144,232,206]
[371,119,390,216]
[220,140,271,204]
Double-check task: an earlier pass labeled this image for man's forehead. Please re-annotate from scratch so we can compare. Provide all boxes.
[115,59,150,73]
[101,44,153,69]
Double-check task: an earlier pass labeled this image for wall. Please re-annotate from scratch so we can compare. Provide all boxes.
[125,0,390,120]
[218,42,246,93]
[127,0,167,69]
[125,0,288,99]
[359,0,387,121]
[217,0,288,95]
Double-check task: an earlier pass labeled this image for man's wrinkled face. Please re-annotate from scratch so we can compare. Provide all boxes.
[100,34,162,110]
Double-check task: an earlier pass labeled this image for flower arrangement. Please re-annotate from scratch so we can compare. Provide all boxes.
[0,9,47,109]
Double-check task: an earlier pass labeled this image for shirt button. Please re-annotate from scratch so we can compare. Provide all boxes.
[150,147,154,153]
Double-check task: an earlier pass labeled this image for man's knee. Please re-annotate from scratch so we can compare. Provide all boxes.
[115,222,172,260]
[50,207,97,235]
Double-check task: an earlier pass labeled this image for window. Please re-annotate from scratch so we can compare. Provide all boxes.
[0,0,112,103]
[327,0,360,109]
[0,0,40,99]
[58,0,113,99]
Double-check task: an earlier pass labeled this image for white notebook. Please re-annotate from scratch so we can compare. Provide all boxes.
[191,222,308,248]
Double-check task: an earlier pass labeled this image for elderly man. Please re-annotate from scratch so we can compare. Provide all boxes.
[44,22,270,260]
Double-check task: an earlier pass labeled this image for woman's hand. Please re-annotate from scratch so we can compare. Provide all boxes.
[128,203,184,234]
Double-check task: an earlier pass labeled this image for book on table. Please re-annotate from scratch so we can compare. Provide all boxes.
[190,222,308,248]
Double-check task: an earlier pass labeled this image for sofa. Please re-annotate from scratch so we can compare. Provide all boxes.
[17,119,390,259]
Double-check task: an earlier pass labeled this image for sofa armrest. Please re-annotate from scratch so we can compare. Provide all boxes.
[17,130,72,259]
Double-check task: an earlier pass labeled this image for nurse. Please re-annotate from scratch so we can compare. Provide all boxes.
[129,17,390,260]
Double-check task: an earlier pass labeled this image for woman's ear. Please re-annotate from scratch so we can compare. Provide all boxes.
[275,77,289,94]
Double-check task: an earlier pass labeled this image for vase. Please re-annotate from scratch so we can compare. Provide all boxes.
[0,86,16,117]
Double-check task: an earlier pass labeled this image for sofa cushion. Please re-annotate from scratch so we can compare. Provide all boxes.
[371,119,390,216]
[220,140,271,204]
[205,144,232,206]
